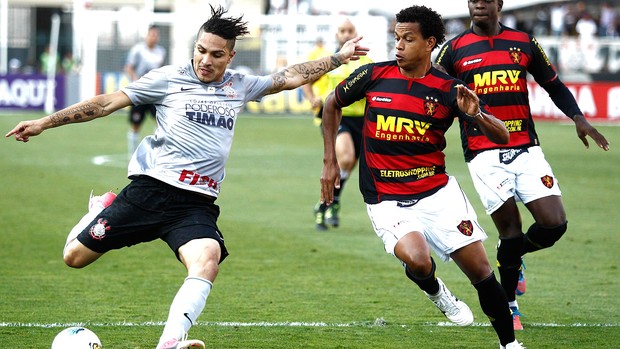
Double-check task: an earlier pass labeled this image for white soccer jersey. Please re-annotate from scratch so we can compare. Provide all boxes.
[126,42,166,78]
[121,61,273,198]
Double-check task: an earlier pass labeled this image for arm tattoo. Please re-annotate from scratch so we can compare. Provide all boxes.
[49,102,104,127]
[269,54,343,94]
[271,71,286,91]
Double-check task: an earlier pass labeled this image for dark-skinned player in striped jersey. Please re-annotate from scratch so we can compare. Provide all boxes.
[320,5,524,349]
[435,0,610,331]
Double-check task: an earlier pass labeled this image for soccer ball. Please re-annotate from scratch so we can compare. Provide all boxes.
[51,326,102,349]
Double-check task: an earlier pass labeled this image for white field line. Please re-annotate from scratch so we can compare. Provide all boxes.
[91,154,128,168]
[1,320,618,328]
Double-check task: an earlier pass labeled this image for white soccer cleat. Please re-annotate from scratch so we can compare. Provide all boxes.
[425,278,474,326]
[88,191,116,212]
[500,340,526,349]
[158,338,205,349]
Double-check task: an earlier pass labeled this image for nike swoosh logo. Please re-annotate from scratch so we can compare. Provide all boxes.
[183,312,193,325]
[181,87,195,91]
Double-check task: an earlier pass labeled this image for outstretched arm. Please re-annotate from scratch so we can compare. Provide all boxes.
[266,37,369,95]
[455,84,509,144]
[6,91,132,142]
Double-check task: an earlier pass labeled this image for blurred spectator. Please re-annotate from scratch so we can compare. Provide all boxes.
[61,52,78,74]
[500,12,517,30]
[39,45,59,74]
[9,58,21,74]
[268,0,287,14]
[599,2,618,37]
[446,18,466,36]
[576,11,598,42]
[550,3,567,36]
[533,5,549,36]
[564,4,579,36]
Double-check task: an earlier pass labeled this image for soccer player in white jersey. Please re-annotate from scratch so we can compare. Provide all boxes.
[125,24,166,157]
[5,5,369,349]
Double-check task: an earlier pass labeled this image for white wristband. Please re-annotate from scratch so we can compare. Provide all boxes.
[466,110,484,120]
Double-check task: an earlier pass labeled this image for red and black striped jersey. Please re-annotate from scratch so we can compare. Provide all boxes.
[435,24,558,161]
[333,61,482,204]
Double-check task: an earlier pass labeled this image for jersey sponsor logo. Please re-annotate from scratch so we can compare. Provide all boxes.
[424,96,439,116]
[375,114,431,142]
[503,119,524,133]
[89,218,110,240]
[509,47,523,64]
[342,68,368,93]
[457,220,474,236]
[499,148,528,164]
[371,96,392,103]
[397,199,419,207]
[380,166,436,180]
[185,101,236,130]
[179,169,218,189]
[462,58,482,67]
[532,37,552,66]
[541,175,554,189]
[474,70,521,86]
[473,69,522,95]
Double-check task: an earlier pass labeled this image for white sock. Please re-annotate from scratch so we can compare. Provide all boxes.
[157,276,212,346]
[340,169,350,181]
[508,300,519,309]
[64,205,103,255]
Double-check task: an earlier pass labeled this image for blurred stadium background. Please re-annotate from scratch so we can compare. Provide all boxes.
[1,0,619,121]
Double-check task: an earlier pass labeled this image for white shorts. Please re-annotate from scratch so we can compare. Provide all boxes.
[366,176,487,262]
[467,146,562,215]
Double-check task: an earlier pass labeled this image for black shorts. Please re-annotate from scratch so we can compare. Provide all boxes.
[77,176,229,263]
[316,108,364,160]
[338,116,364,160]
[129,104,157,126]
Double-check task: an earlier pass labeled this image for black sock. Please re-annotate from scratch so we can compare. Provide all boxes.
[319,202,328,212]
[333,176,347,201]
[497,237,523,302]
[473,273,515,346]
[405,258,439,295]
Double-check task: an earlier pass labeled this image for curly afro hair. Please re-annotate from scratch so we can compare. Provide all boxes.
[395,6,446,49]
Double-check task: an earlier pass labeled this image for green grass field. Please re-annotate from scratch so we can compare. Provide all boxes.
[0,111,618,348]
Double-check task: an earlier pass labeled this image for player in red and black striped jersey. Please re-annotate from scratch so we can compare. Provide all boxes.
[435,0,610,333]
[320,5,523,348]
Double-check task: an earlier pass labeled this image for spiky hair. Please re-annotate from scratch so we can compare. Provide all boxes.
[198,5,249,50]
[395,5,446,49]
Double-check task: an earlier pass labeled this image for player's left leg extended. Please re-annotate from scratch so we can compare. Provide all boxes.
[452,242,516,346]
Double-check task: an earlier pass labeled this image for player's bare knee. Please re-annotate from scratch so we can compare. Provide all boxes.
[63,249,86,268]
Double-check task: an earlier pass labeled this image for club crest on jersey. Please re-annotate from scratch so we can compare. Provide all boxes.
[424,96,439,116]
[457,220,474,236]
[222,82,237,98]
[89,218,110,240]
[541,175,554,188]
[509,47,522,64]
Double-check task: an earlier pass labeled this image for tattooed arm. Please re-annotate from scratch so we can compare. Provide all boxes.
[5,91,131,142]
[266,36,369,95]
